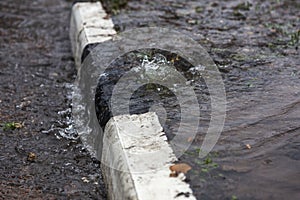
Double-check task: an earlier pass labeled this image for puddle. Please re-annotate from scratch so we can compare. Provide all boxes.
[73,27,226,163]
[103,0,300,199]
[95,49,200,134]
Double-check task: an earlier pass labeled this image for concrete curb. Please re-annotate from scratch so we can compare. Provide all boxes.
[70,2,196,200]
[70,2,116,68]
[102,113,196,200]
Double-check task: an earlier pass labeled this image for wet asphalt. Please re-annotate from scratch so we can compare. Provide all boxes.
[0,0,299,199]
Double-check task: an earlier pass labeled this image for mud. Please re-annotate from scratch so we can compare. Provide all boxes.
[105,0,300,199]
[0,0,106,199]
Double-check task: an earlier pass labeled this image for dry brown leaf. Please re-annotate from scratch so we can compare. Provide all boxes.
[169,163,192,177]
[27,152,36,162]
[14,122,23,129]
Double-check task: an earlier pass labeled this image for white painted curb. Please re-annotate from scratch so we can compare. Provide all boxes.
[102,112,196,200]
[70,2,196,200]
[70,2,116,68]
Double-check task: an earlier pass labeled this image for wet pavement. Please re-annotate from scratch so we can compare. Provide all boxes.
[0,0,106,199]
[106,0,300,199]
[0,0,299,199]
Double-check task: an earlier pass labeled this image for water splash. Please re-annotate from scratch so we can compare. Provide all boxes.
[42,83,79,140]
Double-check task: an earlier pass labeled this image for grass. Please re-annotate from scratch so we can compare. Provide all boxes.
[288,30,300,46]
[1,122,23,131]
[264,22,299,47]
[185,149,220,174]
[199,156,219,173]
[233,2,252,11]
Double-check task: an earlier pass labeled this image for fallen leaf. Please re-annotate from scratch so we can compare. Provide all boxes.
[14,122,23,129]
[27,152,36,162]
[169,163,192,177]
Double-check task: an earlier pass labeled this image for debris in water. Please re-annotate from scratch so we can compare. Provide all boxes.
[175,192,190,198]
[81,177,89,183]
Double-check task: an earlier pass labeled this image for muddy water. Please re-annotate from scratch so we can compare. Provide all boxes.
[105,0,300,199]
[0,0,106,199]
